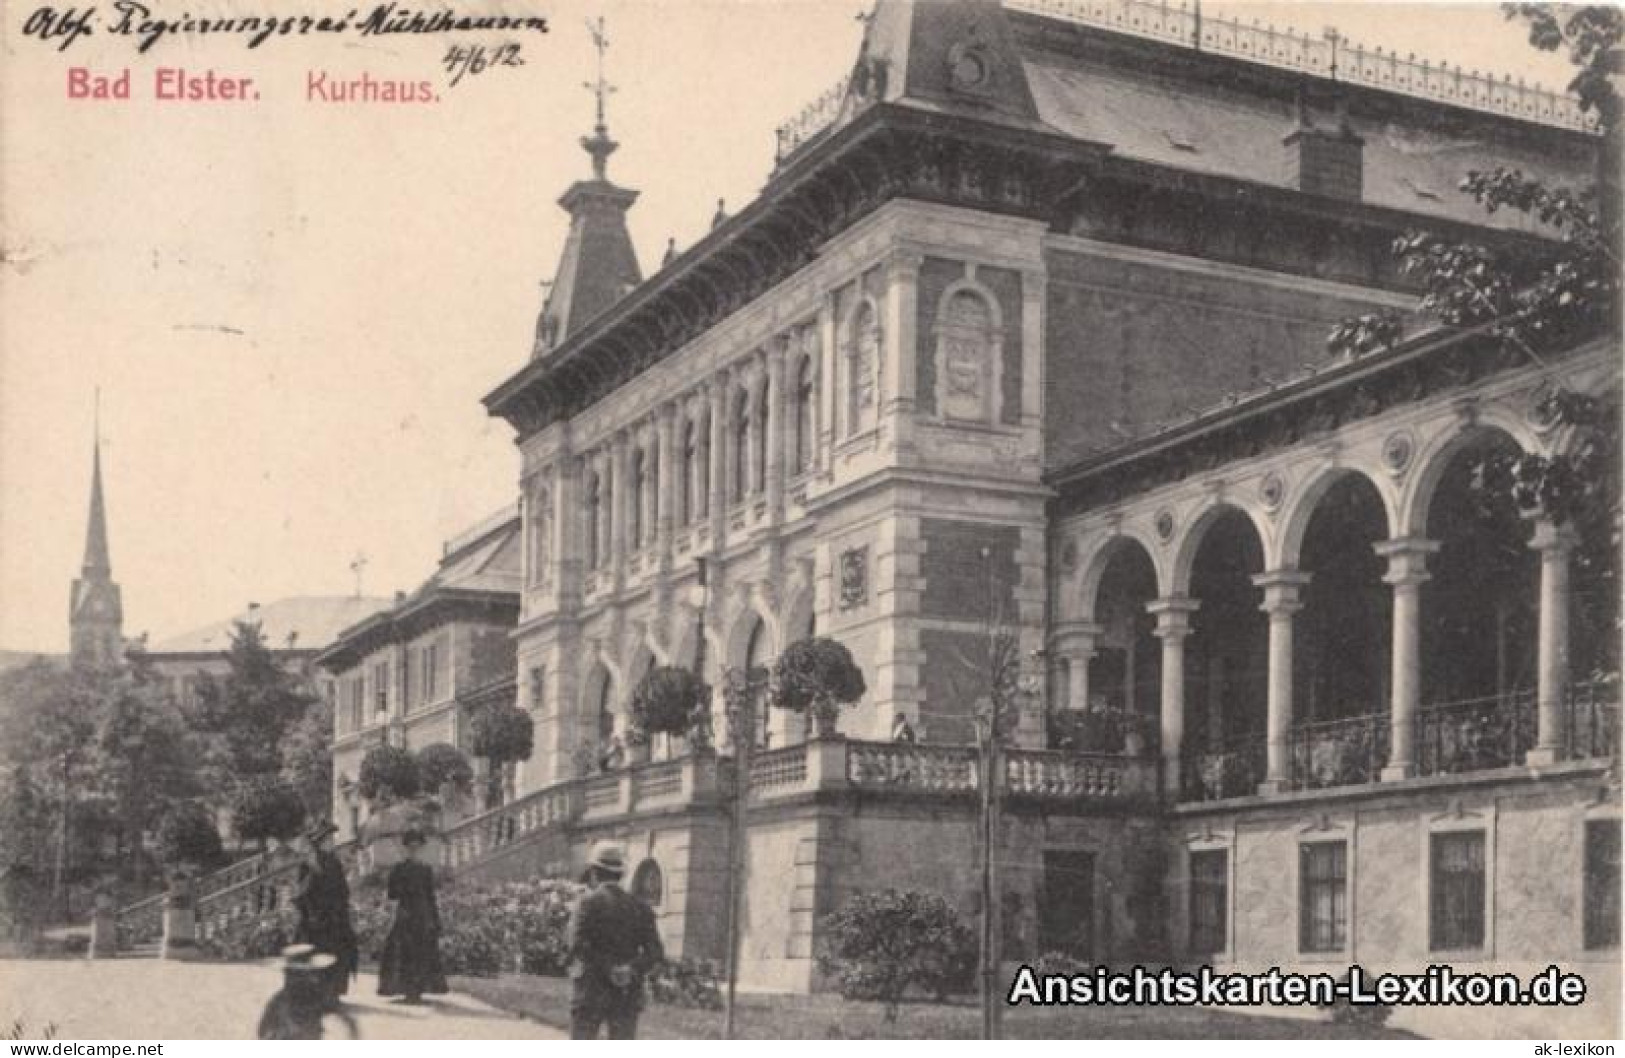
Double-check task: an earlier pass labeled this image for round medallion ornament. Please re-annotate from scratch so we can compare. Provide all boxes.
[1259,472,1285,512]
[1154,509,1176,543]
[947,43,990,91]
[1382,431,1414,477]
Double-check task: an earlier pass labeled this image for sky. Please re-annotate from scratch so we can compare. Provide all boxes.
[0,1,1584,653]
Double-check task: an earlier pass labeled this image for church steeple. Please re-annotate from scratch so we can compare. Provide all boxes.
[533,16,642,358]
[70,402,123,669]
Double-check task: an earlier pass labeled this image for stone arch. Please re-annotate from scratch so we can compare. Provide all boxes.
[1277,464,1400,571]
[1169,499,1274,596]
[724,602,780,674]
[1074,529,1166,622]
[782,581,817,645]
[1399,415,1541,538]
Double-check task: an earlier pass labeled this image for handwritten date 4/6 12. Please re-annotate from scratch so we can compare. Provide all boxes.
[443,43,523,86]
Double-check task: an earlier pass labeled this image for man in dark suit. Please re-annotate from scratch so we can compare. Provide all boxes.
[566,841,665,1039]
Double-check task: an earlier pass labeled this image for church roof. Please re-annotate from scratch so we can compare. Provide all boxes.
[81,441,111,576]
[146,596,394,657]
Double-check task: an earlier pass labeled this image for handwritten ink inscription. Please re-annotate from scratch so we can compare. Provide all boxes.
[442,42,524,87]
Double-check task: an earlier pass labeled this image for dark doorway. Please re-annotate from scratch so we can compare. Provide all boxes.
[1039,850,1096,959]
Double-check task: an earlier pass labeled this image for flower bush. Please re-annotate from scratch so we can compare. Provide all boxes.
[771,637,866,735]
[629,666,711,744]
[359,744,421,804]
[647,956,723,1009]
[198,875,585,978]
[816,888,976,1021]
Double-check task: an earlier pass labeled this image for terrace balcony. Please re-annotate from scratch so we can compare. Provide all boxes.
[1178,678,1619,804]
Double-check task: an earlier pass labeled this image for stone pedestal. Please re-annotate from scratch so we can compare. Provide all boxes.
[87,895,117,959]
[160,897,197,960]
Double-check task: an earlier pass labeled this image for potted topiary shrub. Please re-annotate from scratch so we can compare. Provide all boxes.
[629,665,712,754]
[771,637,866,739]
[358,744,421,805]
[415,742,474,819]
[469,703,535,808]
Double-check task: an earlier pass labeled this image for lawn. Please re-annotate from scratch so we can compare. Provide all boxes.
[451,974,1417,1040]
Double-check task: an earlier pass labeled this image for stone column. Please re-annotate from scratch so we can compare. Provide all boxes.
[1148,597,1200,797]
[817,292,838,472]
[708,376,728,544]
[1253,570,1310,794]
[765,341,787,518]
[1050,621,1103,711]
[1526,519,1577,766]
[610,434,629,574]
[657,405,677,565]
[1375,537,1439,780]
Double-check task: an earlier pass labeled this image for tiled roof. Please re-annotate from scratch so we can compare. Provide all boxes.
[147,596,394,656]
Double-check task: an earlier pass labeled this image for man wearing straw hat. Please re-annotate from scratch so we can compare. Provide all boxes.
[292,818,357,1008]
[566,840,665,1039]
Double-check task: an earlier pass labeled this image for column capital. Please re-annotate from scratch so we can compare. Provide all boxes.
[887,248,925,281]
[1529,518,1578,555]
[1253,569,1311,616]
[1374,536,1439,587]
[1147,596,1200,638]
[1050,621,1105,651]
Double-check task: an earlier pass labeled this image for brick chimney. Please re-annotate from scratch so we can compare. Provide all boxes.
[1283,95,1364,201]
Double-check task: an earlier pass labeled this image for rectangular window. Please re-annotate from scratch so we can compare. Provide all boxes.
[529,665,545,711]
[374,661,390,713]
[1299,840,1347,953]
[423,643,439,703]
[1429,831,1486,950]
[1189,849,1228,957]
[1585,819,1622,950]
[402,648,415,710]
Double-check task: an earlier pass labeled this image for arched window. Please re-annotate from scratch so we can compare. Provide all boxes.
[744,616,771,747]
[732,389,751,502]
[528,484,551,587]
[631,859,664,906]
[679,420,696,526]
[794,355,816,473]
[937,289,995,422]
[585,473,602,570]
[629,449,646,548]
[847,303,879,436]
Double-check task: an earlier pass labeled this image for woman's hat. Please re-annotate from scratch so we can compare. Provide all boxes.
[281,943,337,972]
[587,841,625,877]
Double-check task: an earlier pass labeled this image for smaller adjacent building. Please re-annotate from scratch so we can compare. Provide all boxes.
[132,595,393,711]
[319,506,522,842]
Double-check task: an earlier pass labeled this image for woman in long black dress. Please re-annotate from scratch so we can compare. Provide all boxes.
[376,830,448,1004]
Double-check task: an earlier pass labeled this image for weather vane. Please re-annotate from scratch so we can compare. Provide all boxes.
[584,16,616,131]
[349,551,368,597]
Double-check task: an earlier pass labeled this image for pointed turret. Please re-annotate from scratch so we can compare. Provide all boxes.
[70,415,124,669]
[533,17,642,357]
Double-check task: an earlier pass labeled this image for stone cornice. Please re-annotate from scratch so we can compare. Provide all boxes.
[485,104,1107,440]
